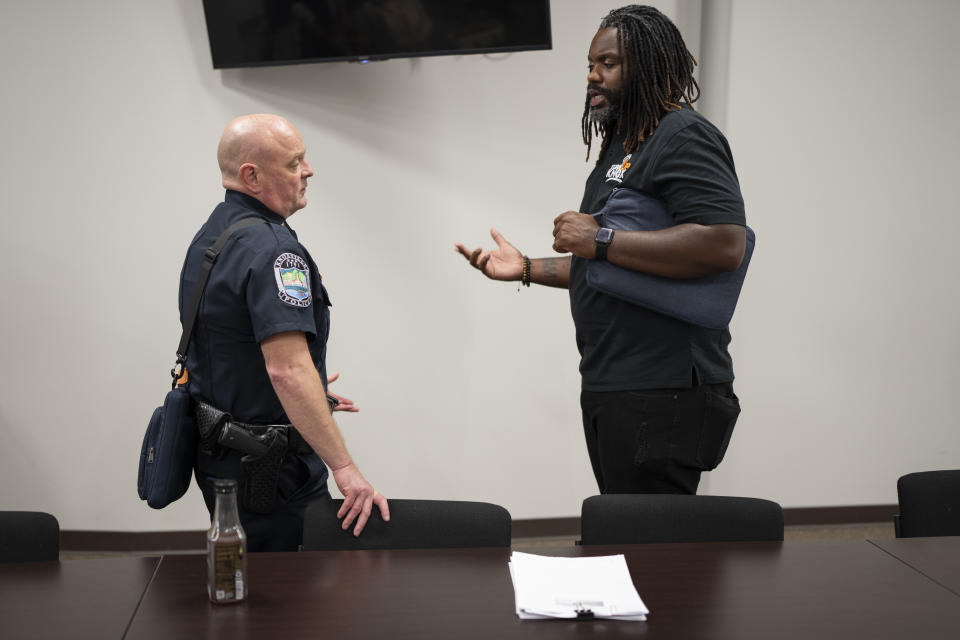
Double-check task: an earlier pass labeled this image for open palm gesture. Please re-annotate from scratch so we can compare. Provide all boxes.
[454,228,523,281]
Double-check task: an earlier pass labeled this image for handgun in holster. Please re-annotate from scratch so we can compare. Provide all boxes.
[218,423,270,456]
[223,425,288,515]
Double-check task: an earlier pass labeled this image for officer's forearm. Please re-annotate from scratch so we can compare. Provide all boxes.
[273,371,353,470]
[261,332,353,470]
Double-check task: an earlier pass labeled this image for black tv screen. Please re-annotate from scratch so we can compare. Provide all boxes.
[202,0,552,69]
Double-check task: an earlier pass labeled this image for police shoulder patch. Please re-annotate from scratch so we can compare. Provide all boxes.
[273,252,312,307]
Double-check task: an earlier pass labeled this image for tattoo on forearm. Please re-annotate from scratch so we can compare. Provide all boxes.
[528,257,570,288]
[542,258,563,280]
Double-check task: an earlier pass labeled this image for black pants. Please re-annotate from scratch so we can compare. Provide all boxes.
[196,449,330,552]
[581,382,740,494]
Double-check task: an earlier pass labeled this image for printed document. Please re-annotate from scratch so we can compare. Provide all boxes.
[508,552,649,621]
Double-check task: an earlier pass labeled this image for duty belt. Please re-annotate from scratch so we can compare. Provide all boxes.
[194,400,311,457]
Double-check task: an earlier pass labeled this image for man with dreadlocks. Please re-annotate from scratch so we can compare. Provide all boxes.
[455,5,747,495]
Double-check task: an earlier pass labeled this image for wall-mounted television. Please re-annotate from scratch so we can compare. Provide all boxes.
[202,0,552,69]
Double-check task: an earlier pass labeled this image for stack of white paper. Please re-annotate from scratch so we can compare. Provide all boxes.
[508,552,649,621]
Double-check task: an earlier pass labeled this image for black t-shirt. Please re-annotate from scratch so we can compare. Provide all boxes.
[569,106,746,391]
[179,190,331,423]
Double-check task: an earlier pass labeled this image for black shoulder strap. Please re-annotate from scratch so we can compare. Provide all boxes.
[171,216,265,386]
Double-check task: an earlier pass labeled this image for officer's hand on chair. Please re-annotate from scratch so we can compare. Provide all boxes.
[333,463,390,536]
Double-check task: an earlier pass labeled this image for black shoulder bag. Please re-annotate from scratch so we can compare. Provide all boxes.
[138,217,264,509]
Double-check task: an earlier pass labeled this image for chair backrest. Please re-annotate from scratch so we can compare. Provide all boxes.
[896,470,960,538]
[0,511,60,563]
[580,494,783,545]
[301,499,512,551]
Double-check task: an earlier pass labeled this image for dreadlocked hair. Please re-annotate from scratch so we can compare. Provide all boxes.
[582,5,700,161]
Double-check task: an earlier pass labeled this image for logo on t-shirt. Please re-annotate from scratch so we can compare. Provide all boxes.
[605,154,632,183]
[273,253,312,308]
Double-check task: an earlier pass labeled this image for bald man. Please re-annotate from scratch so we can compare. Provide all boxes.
[179,114,388,551]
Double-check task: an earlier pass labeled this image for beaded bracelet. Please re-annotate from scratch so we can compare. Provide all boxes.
[521,256,531,287]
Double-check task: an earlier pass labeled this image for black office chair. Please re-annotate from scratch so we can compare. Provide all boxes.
[301,498,511,551]
[580,494,784,545]
[0,511,60,563]
[895,470,960,538]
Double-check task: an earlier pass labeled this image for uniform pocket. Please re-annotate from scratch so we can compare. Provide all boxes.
[695,390,740,470]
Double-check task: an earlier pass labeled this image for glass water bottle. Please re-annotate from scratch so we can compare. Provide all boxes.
[207,479,247,603]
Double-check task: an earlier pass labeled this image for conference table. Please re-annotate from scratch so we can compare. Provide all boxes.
[869,536,960,595]
[3,538,959,639]
[0,555,159,638]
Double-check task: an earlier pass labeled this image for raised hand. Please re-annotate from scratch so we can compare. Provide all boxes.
[454,228,523,281]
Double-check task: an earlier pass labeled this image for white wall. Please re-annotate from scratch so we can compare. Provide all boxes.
[0,0,957,532]
[708,0,960,505]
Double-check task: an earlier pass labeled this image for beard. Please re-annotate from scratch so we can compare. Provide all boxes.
[587,86,620,125]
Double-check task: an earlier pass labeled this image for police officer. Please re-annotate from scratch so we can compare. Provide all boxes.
[180,114,389,551]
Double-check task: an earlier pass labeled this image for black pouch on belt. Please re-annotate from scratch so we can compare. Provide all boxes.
[241,428,288,514]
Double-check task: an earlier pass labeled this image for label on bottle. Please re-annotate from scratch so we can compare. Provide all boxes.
[211,541,245,602]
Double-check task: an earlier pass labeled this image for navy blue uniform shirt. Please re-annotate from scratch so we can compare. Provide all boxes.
[179,190,331,423]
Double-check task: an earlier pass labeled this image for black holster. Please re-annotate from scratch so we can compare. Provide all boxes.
[241,428,288,515]
[195,401,229,459]
[194,400,294,514]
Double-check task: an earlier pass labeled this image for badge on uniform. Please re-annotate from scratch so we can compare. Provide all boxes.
[273,252,312,307]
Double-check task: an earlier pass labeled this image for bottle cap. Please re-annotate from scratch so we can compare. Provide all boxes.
[212,479,238,492]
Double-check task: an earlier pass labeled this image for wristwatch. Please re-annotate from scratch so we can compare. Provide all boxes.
[594,227,615,261]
